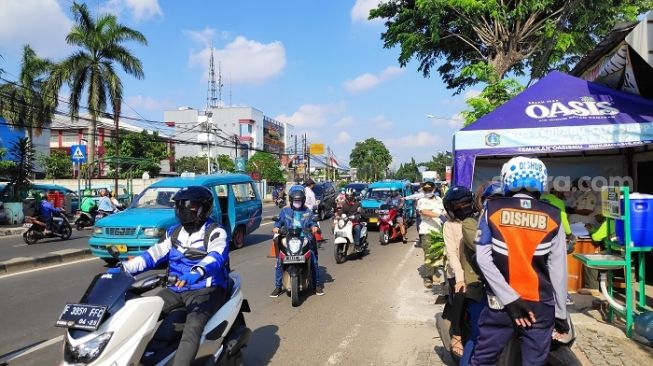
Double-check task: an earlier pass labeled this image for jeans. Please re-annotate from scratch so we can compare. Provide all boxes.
[352,224,362,245]
[460,295,488,366]
[274,249,321,288]
[157,286,227,366]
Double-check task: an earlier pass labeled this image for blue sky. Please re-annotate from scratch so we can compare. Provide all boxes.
[0,0,478,168]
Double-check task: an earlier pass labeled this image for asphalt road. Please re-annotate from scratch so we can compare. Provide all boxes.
[0,213,447,366]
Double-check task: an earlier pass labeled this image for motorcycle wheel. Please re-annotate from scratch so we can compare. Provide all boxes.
[291,275,300,307]
[380,230,389,245]
[334,244,347,264]
[547,344,581,366]
[61,224,73,240]
[75,221,84,231]
[23,230,38,245]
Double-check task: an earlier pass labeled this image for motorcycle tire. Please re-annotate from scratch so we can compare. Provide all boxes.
[334,244,347,264]
[380,230,389,245]
[75,221,85,231]
[547,344,581,366]
[23,230,39,245]
[291,275,300,307]
[61,224,73,240]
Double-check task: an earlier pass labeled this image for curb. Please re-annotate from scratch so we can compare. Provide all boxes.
[0,248,92,275]
[0,227,26,237]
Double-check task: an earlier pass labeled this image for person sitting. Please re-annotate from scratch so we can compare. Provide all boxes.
[385,189,407,243]
[39,194,63,234]
[97,189,114,215]
[334,188,363,249]
[80,189,98,216]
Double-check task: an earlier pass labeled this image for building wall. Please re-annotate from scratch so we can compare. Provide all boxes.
[164,108,200,159]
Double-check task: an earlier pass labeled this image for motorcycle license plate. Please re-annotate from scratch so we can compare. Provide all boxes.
[55,303,107,330]
[23,223,33,228]
[368,217,378,224]
[106,244,128,253]
[283,255,305,264]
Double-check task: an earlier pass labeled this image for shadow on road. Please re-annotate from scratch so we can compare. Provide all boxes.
[244,324,280,365]
[246,233,274,247]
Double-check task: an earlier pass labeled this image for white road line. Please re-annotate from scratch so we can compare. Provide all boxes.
[0,257,99,280]
[325,323,361,365]
[12,244,28,247]
[0,335,63,364]
[260,222,274,226]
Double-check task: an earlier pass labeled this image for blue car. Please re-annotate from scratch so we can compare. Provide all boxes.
[88,174,263,262]
[360,180,416,226]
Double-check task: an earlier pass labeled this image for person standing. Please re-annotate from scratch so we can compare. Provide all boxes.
[304,178,317,212]
[416,180,446,288]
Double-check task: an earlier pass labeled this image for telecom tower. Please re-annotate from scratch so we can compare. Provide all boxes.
[207,44,219,110]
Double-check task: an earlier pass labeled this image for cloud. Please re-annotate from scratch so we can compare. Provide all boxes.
[351,0,383,24]
[334,116,355,128]
[343,66,404,93]
[188,33,286,85]
[386,131,442,148]
[335,131,351,144]
[372,115,394,129]
[102,0,163,22]
[0,0,73,59]
[464,89,482,100]
[446,113,465,129]
[125,95,174,112]
[275,102,347,128]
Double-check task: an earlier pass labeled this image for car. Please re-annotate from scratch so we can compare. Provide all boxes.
[312,181,337,221]
[344,182,368,200]
[88,173,263,262]
[360,180,416,226]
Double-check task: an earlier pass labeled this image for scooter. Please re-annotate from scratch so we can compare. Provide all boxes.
[377,204,402,245]
[57,248,251,366]
[74,209,97,231]
[333,214,368,264]
[275,226,316,307]
[274,196,286,209]
[23,211,72,245]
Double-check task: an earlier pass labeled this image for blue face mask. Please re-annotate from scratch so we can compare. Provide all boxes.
[292,202,303,209]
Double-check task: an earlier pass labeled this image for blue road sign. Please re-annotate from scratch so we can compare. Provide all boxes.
[235,157,247,172]
[70,145,87,163]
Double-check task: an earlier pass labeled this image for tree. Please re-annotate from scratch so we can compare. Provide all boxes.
[461,64,525,125]
[370,0,651,93]
[420,151,453,178]
[395,158,420,182]
[349,138,392,182]
[0,148,15,178]
[104,130,168,177]
[247,152,285,183]
[216,154,235,173]
[8,137,35,200]
[175,156,209,174]
[47,2,147,165]
[38,149,72,179]
[0,45,56,142]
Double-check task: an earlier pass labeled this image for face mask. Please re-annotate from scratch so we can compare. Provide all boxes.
[292,202,303,209]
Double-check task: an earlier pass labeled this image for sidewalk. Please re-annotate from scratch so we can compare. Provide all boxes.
[0,224,26,237]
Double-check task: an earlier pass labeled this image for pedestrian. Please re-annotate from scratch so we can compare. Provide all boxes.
[470,157,569,366]
[416,180,446,288]
[405,185,425,247]
[304,178,317,212]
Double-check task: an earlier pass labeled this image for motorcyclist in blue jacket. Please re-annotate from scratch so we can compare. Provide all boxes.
[270,186,323,297]
[39,194,63,234]
[110,186,229,366]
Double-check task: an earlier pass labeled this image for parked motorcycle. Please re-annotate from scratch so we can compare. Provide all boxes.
[377,204,402,245]
[275,225,316,307]
[22,211,72,245]
[57,248,251,366]
[74,209,97,231]
[333,214,368,264]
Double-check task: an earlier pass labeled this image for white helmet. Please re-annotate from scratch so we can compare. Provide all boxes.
[500,156,547,195]
[344,188,356,200]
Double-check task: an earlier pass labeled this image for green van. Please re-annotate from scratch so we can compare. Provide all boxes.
[88,174,263,261]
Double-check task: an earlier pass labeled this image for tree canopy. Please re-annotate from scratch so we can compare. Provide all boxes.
[175,155,235,174]
[104,130,168,177]
[247,152,285,183]
[394,158,420,182]
[349,138,392,182]
[419,151,453,178]
[370,0,651,93]
[38,149,72,179]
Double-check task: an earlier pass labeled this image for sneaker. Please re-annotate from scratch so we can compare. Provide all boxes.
[316,286,325,296]
[269,288,284,297]
[423,278,433,289]
[566,294,575,306]
[414,241,422,248]
[402,237,408,244]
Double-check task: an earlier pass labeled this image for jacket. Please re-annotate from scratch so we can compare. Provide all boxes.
[275,206,317,239]
[461,215,483,301]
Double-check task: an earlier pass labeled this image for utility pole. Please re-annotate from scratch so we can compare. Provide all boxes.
[113,98,120,196]
[294,134,298,182]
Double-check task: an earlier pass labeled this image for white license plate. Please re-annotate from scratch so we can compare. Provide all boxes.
[23,223,32,228]
[284,255,305,264]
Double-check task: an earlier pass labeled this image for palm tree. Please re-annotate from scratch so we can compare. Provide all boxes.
[47,2,146,167]
[0,45,56,142]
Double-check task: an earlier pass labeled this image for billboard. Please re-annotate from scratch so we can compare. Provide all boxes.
[263,116,285,154]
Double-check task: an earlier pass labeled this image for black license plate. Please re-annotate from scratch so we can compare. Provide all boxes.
[283,255,305,264]
[55,303,107,330]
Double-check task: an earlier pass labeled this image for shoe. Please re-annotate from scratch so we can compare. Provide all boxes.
[423,278,433,289]
[414,241,422,248]
[269,288,284,297]
[566,294,575,306]
[402,237,408,244]
[316,286,325,296]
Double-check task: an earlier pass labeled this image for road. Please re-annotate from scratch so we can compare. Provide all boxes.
[0,210,448,365]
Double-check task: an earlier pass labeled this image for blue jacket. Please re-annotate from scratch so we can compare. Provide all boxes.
[39,200,60,221]
[275,206,317,239]
[122,220,230,292]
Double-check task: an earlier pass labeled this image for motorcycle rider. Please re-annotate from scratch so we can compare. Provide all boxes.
[97,188,114,216]
[39,192,63,234]
[385,189,407,243]
[80,189,97,218]
[334,188,363,249]
[270,187,323,297]
[471,157,569,366]
[416,181,446,287]
[109,186,229,366]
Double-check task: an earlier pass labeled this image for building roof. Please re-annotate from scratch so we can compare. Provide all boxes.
[570,22,638,76]
[50,113,171,138]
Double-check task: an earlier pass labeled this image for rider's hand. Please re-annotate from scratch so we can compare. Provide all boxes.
[176,271,202,288]
[311,226,319,234]
[107,267,121,274]
[272,227,279,234]
[505,298,536,328]
[454,281,466,293]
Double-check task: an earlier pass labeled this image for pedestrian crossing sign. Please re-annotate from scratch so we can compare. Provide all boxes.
[70,145,87,163]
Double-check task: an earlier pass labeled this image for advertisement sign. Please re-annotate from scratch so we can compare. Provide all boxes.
[601,186,622,219]
[309,143,325,155]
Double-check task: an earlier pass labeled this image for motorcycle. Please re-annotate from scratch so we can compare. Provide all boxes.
[74,209,97,231]
[22,211,72,245]
[274,196,286,209]
[275,225,316,307]
[377,204,402,245]
[435,306,580,366]
[57,247,251,366]
[333,214,368,264]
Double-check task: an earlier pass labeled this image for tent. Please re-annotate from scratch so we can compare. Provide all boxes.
[453,71,653,189]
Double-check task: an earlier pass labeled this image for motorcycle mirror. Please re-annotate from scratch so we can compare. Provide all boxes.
[184,248,208,260]
[107,246,121,260]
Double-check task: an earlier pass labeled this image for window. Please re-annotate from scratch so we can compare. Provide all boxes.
[50,134,59,144]
[214,184,228,197]
[62,131,78,144]
[232,182,256,203]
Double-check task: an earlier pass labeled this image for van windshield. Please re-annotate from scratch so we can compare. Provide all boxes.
[366,188,391,200]
[130,187,181,209]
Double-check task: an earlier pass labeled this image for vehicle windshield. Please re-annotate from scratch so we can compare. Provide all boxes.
[366,188,392,200]
[346,184,366,193]
[130,187,181,209]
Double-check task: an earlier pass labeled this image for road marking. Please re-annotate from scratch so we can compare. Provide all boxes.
[12,244,27,247]
[0,257,99,280]
[260,222,274,226]
[325,323,361,365]
[0,335,63,364]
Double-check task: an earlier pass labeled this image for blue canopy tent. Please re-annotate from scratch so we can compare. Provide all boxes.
[453,71,653,190]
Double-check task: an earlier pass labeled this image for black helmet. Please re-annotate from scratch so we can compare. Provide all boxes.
[443,185,475,220]
[173,186,213,227]
[289,188,306,210]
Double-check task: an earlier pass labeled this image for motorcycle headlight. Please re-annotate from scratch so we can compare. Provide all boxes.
[93,227,103,235]
[337,220,346,230]
[143,227,165,237]
[64,332,113,364]
[288,238,302,253]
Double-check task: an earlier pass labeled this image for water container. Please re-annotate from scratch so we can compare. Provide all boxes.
[616,193,653,247]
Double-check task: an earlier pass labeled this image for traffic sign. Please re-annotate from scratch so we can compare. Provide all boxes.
[309,143,325,155]
[235,157,247,172]
[70,145,87,163]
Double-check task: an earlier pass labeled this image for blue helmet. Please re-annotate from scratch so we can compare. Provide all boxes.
[500,156,547,195]
[482,181,504,200]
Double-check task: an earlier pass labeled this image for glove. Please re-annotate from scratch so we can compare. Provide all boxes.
[177,271,202,287]
[107,267,121,274]
[505,298,536,327]
[554,317,570,334]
